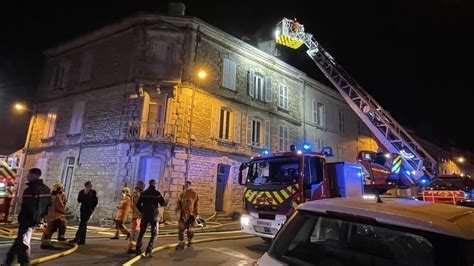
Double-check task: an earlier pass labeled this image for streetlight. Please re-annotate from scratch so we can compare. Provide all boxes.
[184,68,209,183]
[197,69,207,80]
[11,101,35,215]
[458,157,465,163]
[14,103,32,112]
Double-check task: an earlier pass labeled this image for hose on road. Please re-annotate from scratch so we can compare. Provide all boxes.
[122,234,257,266]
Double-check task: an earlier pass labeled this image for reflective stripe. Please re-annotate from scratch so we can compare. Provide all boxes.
[272,191,284,203]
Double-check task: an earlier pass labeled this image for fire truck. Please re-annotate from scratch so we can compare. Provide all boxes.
[418,173,474,205]
[239,18,439,239]
[239,146,364,239]
[0,156,17,222]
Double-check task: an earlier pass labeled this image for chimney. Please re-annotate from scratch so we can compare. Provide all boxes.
[168,2,186,16]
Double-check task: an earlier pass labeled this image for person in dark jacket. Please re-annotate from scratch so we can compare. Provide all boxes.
[135,179,165,257]
[69,181,98,245]
[5,168,51,266]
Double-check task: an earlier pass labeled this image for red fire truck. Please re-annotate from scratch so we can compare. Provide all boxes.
[0,158,17,222]
[419,174,474,205]
[239,146,365,239]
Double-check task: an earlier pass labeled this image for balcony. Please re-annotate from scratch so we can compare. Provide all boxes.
[126,121,176,142]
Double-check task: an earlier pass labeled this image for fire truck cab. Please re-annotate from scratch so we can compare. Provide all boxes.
[239,146,364,239]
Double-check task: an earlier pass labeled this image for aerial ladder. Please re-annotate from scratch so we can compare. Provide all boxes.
[275,18,437,186]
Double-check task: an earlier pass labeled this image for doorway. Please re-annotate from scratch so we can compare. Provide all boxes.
[215,164,230,211]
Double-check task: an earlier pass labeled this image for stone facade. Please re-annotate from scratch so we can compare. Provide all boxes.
[22,12,378,223]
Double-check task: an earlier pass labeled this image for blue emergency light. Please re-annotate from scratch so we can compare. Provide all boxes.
[302,144,311,151]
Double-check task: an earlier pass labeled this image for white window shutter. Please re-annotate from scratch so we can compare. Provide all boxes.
[265,120,271,148]
[69,101,86,134]
[211,105,220,140]
[246,115,252,145]
[265,76,272,102]
[222,58,229,88]
[248,69,255,97]
[233,111,241,143]
[229,60,236,90]
[79,54,93,82]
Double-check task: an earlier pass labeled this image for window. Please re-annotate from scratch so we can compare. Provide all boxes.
[317,102,325,127]
[339,111,345,133]
[219,108,231,140]
[148,40,175,64]
[269,212,435,266]
[250,118,262,146]
[254,74,264,101]
[79,53,93,82]
[278,84,289,110]
[69,101,86,134]
[61,157,75,200]
[279,125,289,151]
[43,108,58,138]
[52,64,68,89]
[222,58,237,90]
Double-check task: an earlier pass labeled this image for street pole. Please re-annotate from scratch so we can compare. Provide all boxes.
[13,104,36,216]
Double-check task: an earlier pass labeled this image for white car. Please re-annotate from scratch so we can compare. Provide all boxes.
[257,197,474,266]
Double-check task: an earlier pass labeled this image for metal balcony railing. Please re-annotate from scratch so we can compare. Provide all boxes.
[126,121,176,142]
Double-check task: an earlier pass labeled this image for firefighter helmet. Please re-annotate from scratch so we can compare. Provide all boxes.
[53,183,64,191]
[121,187,131,195]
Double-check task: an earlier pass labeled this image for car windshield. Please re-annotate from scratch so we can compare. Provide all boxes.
[247,156,300,185]
[427,177,464,190]
[269,211,473,266]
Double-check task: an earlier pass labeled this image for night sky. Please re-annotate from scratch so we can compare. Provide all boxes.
[1,1,472,154]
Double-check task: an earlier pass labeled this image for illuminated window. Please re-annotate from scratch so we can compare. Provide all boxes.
[317,102,325,127]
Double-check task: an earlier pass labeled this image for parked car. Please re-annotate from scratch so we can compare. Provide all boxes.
[256,197,473,266]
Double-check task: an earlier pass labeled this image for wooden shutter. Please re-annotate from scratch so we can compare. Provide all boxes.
[265,120,271,148]
[233,111,241,143]
[248,69,255,97]
[69,101,86,134]
[229,60,236,90]
[79,54,93,82]
[222,58,230,89]
[265,76,273,102]
[246,115,252,145]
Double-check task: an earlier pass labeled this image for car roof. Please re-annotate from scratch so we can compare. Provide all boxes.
[298,197,474,240]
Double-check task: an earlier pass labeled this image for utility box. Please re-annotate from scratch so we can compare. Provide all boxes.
[327,162,364,197]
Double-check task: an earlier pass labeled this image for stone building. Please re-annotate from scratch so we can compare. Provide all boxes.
[22,4,377,223]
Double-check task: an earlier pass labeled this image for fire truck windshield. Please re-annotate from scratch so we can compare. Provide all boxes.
[248,156,300,186]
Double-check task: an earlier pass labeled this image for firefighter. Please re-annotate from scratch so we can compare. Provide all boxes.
[175,181,199,250]
[4,168,51,266]
[41,183,67,249]
[127,181,145,254]
[135,179,165,257]
[69,181,98,245]
[111,186,131,240]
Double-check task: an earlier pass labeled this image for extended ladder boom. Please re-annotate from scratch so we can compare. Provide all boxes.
[275,18,437,184]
